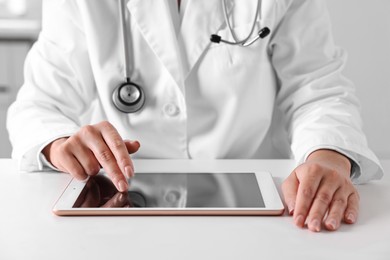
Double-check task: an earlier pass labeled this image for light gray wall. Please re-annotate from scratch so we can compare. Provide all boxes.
[327,0,390,159]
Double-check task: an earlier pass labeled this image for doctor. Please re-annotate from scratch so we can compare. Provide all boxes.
[7,0,383,232]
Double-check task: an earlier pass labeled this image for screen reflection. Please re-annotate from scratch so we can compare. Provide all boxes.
[73,173,264,208]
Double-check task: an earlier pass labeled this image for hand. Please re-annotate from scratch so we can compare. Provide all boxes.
[42,121,140,192]
[282,149,359,232]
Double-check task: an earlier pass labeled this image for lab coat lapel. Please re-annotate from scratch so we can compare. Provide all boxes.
[179,0,234,77]
[127,0,184,89]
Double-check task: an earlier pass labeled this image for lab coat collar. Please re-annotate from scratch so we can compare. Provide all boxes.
[128,0,234,86]
[180,0,234,78]
[127,0,185,90]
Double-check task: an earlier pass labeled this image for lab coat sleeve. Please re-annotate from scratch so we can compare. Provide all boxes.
[269,0,383,184]
[6,0,95,171]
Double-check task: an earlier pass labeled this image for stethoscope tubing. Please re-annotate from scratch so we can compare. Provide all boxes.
[114,0,270,113]
[210,0,270,47]
[221,0,261,46]
[119,0,132,81]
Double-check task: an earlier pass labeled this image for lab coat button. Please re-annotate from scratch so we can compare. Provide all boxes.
[163,103,180,117]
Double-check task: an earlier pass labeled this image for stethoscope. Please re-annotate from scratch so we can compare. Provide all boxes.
[112,0,271,113]
[210,0,271,46]
[112,0,145,113]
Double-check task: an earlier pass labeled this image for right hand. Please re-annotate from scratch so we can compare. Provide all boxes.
[42,121,140,192]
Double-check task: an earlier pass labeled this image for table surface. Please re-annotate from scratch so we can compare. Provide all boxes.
[0,159,389,260]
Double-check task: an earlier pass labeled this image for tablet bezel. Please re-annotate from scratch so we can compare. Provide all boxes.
[52,171,285,216]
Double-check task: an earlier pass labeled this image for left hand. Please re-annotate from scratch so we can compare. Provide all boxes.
[282,149,359,232]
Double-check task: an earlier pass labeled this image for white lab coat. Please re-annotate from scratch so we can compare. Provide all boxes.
[7,0,383,183]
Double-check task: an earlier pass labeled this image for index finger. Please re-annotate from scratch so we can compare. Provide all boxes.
[80,125,128,192]
[97,121,135,178]
[293,169,323,228]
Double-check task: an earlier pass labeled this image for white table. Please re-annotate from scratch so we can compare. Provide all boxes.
[0,159,389,260]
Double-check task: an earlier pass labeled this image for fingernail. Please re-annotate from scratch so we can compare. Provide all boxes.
[295,215,305,228]
[125,166,133,178]
[118,180,128,192]
[327,219,337,230]
[310,219,321,232]
[346,213,355,223]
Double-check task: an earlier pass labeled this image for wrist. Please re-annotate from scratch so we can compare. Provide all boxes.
[307,149,352,177]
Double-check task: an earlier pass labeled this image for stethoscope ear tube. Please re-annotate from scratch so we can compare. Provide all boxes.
[210,27,270,46]
[242,27,271,47]
[210,0,271,47]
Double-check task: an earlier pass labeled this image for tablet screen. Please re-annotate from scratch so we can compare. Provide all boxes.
[73,173,264,208]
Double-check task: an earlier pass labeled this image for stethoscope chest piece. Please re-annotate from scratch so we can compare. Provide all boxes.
[112,81,145,113]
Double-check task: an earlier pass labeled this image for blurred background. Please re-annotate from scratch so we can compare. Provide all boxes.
[0,0,389,159]
[0,0,41,157]
[328,0,390,159]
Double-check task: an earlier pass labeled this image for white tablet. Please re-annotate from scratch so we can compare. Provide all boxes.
[53,171,285,216]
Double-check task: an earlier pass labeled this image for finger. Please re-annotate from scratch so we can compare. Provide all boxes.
[306,179,339,232]
[60,152,88,181]
[124,140,141,154]
[97,122,135,178]
[281,172,299,215]
[42,137,68,167]
[323,189,348,231]
[344,191,359,224]
[91,141,128,192]
[124,140,140,174]
[81,125,128,192]
[293,166,323,228]
[68,136,101,176]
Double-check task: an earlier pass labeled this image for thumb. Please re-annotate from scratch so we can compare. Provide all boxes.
[124,140,141,154]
